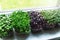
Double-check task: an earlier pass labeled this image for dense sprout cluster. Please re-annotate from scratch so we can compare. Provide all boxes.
[41,9,60,28]
[0,14,12,38]
[10,11,31,34]
[29,11,45,32]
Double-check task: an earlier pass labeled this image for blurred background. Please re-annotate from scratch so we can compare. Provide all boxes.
[0,0,59,10]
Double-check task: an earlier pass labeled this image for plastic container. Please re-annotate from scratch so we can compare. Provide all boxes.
[0,7,60,40]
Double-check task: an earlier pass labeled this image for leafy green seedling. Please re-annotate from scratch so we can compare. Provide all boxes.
[10,10,31,34]
[0,14,13,38]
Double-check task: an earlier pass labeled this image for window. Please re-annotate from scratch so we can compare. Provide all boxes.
[0,0,58,10]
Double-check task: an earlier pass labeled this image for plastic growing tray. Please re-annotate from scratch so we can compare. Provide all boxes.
[0,7,60,40]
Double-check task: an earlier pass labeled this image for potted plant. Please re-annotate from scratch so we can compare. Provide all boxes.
[0,14,13,38]
[41,9,60,29]
[10,11,31,35]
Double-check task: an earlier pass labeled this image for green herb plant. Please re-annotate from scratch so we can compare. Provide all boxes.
[0,14,13,38]
[10,10,31,34]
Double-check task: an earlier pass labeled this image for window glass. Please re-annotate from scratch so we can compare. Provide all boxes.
[0,0,58,10]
